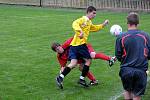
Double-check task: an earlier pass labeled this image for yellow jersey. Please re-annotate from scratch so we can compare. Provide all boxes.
[70,16,104,46]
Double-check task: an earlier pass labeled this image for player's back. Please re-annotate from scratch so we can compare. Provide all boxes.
[120,30,149,71]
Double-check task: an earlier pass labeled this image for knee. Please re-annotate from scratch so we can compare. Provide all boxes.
[90,52,96,59]
[68,63,77,69]
[85,59,91,66]
[67,60,77,68]
[79,65,83,71]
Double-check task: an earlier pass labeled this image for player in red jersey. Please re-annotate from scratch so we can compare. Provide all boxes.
[51,37,116,86]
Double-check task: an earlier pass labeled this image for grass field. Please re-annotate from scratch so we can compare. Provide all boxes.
[0,5,150,100]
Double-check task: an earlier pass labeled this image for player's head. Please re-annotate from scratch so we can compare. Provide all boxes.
[127,12,139,26]
[51,42,64,54]
[86,6,96,19]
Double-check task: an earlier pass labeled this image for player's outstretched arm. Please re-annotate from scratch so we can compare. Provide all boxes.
[102,19,109,27]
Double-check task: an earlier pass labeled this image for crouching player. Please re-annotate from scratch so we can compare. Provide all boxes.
[51,37,116,89]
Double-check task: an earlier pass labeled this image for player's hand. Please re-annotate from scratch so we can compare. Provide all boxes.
[108,56,116,67]
[102,19,109,27]
[79,31,84,39]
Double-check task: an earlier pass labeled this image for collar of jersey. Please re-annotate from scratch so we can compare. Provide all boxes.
[83,16,90,21]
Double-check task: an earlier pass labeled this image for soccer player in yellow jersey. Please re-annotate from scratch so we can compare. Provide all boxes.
[56,6,109,89]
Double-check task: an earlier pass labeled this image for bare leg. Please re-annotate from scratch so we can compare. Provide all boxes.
[56,59,77,89]
[133,95,141,100]
[124,90,133,100]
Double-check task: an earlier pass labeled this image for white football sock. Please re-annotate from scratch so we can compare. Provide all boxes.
[60,74,64,78]
[80,76,84,80]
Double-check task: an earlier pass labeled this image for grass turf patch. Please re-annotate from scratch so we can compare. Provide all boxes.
[0,4,150,100]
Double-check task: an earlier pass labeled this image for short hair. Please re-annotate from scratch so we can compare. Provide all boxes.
[51,42,61,52]
[127,12,139,25]
[86,6,96,13]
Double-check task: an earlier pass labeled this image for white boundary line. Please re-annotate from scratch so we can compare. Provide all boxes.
[109,76,150,100]
[0,15,51,19]
[0,14,68,19]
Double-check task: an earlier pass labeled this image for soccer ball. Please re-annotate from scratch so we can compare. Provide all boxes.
[110,24,122,36]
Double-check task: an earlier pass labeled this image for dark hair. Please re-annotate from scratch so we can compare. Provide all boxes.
[127,12,139,25]
[86,6,96,13]
[51,42,61,52]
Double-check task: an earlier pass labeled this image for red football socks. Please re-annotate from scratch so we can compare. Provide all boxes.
[95,52,110,61]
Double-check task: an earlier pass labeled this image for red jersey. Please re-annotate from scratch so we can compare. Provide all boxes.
[57,38,72,67]
[57,38,95,68]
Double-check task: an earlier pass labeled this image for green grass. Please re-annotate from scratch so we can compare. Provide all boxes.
[143,79,150,99]
[0,4,150,100]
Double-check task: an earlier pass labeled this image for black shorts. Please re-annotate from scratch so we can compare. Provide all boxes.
[119,67,147,96]
[68,44,91,60]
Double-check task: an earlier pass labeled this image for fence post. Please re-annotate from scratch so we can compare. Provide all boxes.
[40,0,42,7]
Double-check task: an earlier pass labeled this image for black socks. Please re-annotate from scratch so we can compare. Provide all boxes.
[61,67,71,77]
[81,65,89,77]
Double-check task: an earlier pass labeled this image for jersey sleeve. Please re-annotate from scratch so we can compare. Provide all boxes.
[62,38,73,49]
[90,24,104,32]
[145,33,150,60]
[57,54,67,68]
[87,43,95,52]
[72,17,84,32]
[115,36,123,62]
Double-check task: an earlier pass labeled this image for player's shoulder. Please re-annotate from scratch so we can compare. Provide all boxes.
[116,32,127,39]
[115,32,129,43]
[140,30,150,39]
[139,30,149,35]
[82,16,90,21]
